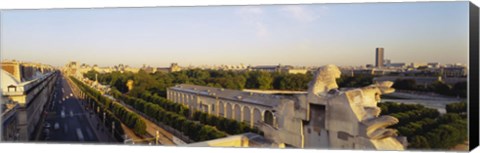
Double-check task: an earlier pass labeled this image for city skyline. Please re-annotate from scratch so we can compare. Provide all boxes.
[1,2,469,68]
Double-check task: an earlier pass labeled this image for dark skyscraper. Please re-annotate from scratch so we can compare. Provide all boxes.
[375,48,384,68]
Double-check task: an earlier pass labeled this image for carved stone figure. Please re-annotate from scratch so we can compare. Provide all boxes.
[258,65,406,150]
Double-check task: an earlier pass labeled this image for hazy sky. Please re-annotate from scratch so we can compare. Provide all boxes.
[0,2,469,67]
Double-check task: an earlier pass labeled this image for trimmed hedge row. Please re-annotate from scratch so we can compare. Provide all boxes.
[192,111,262,135]
[389,108,440,128]
[125,90,262,135]
[379,101,468,149]
[127,91,190,117]
[110,89,228,142]
[446,101,467,114]
[70,77,147,135]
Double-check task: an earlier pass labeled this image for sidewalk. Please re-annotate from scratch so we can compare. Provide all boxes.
[110,98,176,145]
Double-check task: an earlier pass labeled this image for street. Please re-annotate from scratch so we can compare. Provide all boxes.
[39,73,102,143]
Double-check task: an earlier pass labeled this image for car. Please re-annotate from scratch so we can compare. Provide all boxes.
[54,122,60,130]
[44,123,51,128]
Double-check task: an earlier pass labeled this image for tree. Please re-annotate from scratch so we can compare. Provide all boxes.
[134,119,147,135]
[452,81,467,98]
[409,136,430,149]
[428,81,451,96]
[446,101,467,114]
[246,71,273,90]
[393,79,416,90]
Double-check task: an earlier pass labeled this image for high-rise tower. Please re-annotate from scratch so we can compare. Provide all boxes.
[375,48,384,68]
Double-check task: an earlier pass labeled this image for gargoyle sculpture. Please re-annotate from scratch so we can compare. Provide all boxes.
[256,65,406,150]
[311,65,406,150]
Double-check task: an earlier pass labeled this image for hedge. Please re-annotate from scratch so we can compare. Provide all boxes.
[128,90,262,135]
[70,77,146,136]
[109,88,228,142]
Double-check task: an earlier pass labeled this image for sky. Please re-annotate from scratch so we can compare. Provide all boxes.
[0,1,470,68]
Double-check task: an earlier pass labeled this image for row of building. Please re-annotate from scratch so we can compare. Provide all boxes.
[1,60,59,141]
[340,64,467,78]
[67,61,311,75]
[373,47,467,77]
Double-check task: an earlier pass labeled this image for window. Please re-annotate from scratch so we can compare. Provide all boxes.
[337,131,352,141]
[264,110,274,126]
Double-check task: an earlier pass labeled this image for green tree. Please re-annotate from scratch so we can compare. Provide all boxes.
[409,136,431,149]
[392,79,417,90]
[428,81,451,96]
[452,81,467,98]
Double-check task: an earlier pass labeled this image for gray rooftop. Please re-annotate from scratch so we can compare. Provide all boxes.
[169,84,297,108]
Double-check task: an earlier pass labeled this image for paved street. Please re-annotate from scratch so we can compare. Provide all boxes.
[39,73,104,143]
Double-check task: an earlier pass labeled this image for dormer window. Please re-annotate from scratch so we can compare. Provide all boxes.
[7,85,17,92]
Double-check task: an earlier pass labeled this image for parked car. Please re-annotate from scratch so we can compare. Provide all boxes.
[54,122,60,130]
[44,123,51,129]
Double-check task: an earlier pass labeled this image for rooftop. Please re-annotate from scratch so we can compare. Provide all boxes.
[170,84,297,108]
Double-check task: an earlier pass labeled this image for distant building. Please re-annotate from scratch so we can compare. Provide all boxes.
[249,65,281,73]
[375,48,384,68]
[442,66,467,77]
[141,64,156,73]
[384,59,391,66]
[279,66,308,74]
[65,61,82,77]
[341,68,395,77]
[373,76,442,87]
[427,62,440,68]
[387,63,406,68]
[409,62,428,68]
[156,63,182,73]
[215,64,248,71]
[249,64,308,74]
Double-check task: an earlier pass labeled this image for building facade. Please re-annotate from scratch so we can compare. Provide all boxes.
[167,84,281,128]
[1,61,58,141]
[1,96,19,141]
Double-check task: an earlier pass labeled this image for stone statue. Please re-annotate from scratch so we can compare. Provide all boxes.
[307,64,341,97]
[314,65,405,150]
[258,65,406,150]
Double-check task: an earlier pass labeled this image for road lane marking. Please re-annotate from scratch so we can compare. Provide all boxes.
[76,128,84,141]
[61,110,65,118]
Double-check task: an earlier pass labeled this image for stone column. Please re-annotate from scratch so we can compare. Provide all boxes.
[250,108,255,128]
[240,106,244,122]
